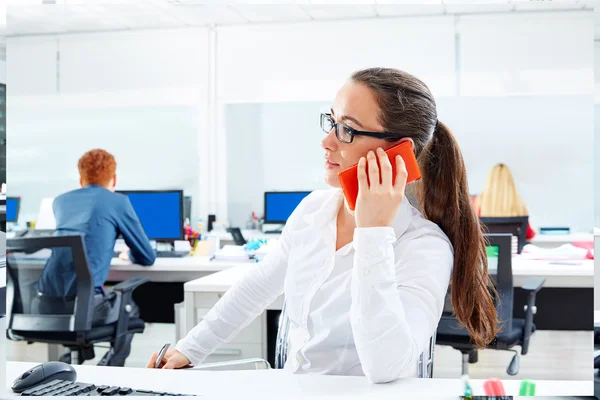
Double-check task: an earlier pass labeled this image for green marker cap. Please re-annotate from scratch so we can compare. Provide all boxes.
[519,380,536,396]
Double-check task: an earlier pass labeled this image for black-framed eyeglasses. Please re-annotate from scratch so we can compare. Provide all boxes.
[320,113,404,144]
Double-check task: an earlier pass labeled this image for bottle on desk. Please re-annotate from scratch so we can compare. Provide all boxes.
[246,211,258,230]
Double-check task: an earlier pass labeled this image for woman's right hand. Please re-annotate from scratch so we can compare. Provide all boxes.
[146,348,191,369]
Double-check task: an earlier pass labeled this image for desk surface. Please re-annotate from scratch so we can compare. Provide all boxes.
[214,229,281,241]
[529,232,594,243]
[3,361,592,398]
[110,256,246,273]
[185,257,594,293]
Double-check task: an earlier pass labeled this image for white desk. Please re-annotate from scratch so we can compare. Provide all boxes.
[215,229,281,242]
[108,257,244,283]
[3,361,592,398]
[510,256,593,288]
[529,232,594,247]
[0,266,5,288]
[180,257,593,363]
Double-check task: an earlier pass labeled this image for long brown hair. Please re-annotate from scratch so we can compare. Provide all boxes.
[351,68,498,348]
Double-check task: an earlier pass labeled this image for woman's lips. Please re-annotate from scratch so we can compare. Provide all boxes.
[325,160,340,169]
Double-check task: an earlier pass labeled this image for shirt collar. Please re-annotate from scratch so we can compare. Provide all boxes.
[302,188,413,241]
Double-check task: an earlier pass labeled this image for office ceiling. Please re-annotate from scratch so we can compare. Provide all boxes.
[1,0,594,62]
[5,0,594,37]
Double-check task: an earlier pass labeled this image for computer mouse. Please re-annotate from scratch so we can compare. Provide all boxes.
[12,361,77,393]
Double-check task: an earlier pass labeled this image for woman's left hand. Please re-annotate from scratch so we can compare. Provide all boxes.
[354,147,407,228]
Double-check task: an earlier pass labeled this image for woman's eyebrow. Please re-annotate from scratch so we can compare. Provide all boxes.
[330,109,364,128]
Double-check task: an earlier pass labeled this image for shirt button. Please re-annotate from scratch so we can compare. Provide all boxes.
[363,269,370,277]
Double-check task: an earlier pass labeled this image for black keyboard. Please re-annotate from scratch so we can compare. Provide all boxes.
[156,251,189,258]
[18,379,196,396]
[113,251,189,258]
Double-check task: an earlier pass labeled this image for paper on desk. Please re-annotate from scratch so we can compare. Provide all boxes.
[252,239,278,261]
[213,245,252,261]
[521,244,589,260]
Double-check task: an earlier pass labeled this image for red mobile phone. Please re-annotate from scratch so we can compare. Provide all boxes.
[337,141,421,211]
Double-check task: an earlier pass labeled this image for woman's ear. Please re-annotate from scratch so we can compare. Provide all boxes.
[385,137,414,151]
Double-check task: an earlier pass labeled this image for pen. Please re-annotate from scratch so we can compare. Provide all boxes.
[548,261,582,265]
[154,343,171,369]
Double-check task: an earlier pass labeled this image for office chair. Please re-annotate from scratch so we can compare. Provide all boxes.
[479,216,529,254]
[6,235,149,366]
[226,227,247,246]
[436,233,544,376]
[0,231,6,317]
[190,302,437,378]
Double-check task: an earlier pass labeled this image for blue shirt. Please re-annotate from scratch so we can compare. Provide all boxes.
[37,185,156,297]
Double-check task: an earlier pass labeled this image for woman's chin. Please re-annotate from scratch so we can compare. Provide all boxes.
[325,173,341,188]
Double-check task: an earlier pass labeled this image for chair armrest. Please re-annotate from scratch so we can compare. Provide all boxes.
[521,277,545,293]
[188,358,271,371]
[521,278,545,355]
[112,277,149,293]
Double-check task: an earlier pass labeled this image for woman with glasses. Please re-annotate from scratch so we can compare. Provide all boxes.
[148,68,498,383]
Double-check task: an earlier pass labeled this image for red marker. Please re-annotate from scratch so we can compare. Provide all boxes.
[483,378,506,396]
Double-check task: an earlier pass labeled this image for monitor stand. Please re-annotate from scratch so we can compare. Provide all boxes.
[263,224,285,234]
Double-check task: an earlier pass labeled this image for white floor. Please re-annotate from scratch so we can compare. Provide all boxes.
[7,323,593,381]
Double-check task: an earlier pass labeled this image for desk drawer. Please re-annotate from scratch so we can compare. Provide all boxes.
[193,292,225,308]
[195,309,263,344]
[202,343,263,365]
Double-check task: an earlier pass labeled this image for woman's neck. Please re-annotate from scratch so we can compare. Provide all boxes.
[337,198,356,230]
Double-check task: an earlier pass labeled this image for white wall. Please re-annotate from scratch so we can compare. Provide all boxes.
[459,12,592,96]
[595,42,600,229]
[8,10,594,230]
[226,95,593,231]
[217,11,593,226]
[8,28,210,222]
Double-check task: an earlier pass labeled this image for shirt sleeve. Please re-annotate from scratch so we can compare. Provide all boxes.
[349,227,453,383]
[175,213,297,366]
[117,197,156,266]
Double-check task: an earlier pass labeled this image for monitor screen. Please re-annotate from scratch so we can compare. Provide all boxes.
[6,197,19,222]
[117,191,183,241]
[264,192,311,224]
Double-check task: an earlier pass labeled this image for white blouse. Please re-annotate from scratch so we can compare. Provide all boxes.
[176,189,453,383]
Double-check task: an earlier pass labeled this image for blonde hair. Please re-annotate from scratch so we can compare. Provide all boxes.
[475,163,528,217]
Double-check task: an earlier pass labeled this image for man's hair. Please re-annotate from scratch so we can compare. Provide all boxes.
[78,149,117,186]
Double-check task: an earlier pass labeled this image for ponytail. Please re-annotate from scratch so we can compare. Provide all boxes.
[416,121,498,348]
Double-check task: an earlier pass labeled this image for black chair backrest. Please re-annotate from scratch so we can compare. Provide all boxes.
[440,233,514,336]
[0,231,6,317]
[6,235,95,336]
[227,227,247,246]
[486,233,514,335]
[479,216,528,254]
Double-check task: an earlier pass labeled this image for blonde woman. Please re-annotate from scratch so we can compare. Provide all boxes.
[473,163,535,240]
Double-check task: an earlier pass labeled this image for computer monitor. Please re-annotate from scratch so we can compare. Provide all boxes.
[264,191,312,224]
[117,190,184,241]
[6,197,20,223]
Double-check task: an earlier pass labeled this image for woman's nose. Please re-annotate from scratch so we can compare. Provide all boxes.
[321,129,338,151]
